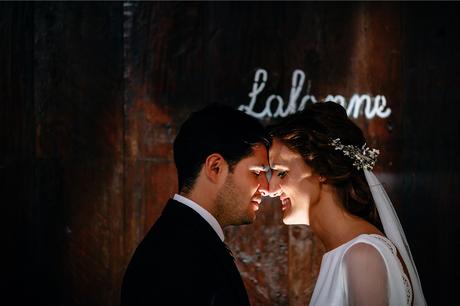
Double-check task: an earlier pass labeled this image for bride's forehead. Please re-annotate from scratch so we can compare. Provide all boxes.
[269,141,301,162]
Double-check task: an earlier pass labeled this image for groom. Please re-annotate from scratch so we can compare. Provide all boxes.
[121,104,270,306]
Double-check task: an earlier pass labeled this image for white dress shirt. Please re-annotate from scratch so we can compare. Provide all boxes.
[173,194,225,241]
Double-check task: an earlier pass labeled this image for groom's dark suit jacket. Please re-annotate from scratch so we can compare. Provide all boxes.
[121,199,251,306]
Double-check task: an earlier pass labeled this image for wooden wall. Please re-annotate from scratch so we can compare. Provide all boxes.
[2,2,460,305]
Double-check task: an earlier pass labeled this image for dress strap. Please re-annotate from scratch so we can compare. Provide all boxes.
[369,234,413,306]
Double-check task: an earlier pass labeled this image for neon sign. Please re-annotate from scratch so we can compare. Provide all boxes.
[238,69,392,120]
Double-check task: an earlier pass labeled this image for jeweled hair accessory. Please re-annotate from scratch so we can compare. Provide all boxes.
[330,138,380,171]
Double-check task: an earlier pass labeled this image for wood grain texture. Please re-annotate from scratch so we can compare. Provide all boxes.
[32,3,124,305]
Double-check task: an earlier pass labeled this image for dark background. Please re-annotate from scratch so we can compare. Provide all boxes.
[2,2,459,305]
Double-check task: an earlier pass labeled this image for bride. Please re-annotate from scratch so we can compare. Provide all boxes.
[266,102,426,306]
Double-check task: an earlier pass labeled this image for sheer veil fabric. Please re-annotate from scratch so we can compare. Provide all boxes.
[364,170,427,306]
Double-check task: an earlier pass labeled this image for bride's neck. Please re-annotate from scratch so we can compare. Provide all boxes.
[309,192,381,252]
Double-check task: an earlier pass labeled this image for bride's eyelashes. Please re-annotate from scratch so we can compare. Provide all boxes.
[269,165,288,179]
[277,171,287,178]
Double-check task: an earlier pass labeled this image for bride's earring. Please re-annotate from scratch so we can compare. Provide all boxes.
[319,176,326,183]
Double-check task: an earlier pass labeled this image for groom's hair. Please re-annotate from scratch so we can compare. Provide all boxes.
[173,104,270,193]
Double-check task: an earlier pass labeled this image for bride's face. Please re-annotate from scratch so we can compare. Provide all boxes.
[268,139,323,225]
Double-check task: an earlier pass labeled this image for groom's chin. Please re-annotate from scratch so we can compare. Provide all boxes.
[247,211,258,224]
[238,211,257,225]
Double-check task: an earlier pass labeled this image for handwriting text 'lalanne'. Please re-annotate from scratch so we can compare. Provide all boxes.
[238,69,392,120]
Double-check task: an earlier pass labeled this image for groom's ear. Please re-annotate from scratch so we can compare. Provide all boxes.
[204,153,227,184]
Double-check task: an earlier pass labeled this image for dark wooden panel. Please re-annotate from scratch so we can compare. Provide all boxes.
[0,3,36,305]
[400,4,460,305]
[33,3,124,306]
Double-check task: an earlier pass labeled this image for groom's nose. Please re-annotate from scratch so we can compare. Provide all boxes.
[258,175,269,196]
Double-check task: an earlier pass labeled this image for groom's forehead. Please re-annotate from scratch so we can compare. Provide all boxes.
[241,148,269,170]
[249,144,269,159]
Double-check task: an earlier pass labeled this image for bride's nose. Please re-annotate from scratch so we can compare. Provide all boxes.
[266,178,282,198]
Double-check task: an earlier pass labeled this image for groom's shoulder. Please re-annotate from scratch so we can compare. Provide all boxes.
[148,199,211,237]
[136,199,215,255]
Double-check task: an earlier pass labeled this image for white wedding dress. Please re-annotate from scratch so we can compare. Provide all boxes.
[309,234,413,306]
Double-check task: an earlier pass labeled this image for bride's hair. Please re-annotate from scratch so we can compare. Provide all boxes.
[269,102,382,231]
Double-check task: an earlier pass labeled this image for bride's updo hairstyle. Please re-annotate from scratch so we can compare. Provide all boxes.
[269,102,382,230]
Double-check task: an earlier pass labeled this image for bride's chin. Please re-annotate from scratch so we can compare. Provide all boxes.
[282,213,309,225]
[282,213,295,225]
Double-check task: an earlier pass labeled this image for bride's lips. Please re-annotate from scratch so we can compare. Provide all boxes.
[280,196,291,211]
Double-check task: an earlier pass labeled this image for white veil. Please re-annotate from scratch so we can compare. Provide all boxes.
[364,170,427,306]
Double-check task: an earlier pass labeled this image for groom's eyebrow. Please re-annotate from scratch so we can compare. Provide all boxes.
[250,165,270,172]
